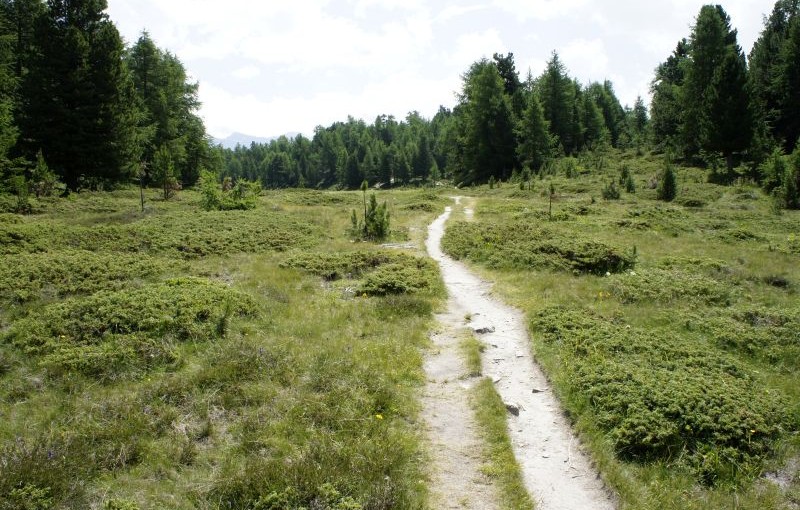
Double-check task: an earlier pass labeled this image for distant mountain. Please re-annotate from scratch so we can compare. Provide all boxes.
[212,132,301,149]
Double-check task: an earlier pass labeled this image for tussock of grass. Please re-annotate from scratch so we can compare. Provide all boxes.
[471,378,535,510]
[460,333,484,378]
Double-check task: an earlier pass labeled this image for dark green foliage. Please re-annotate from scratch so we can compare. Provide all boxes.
[516,92,552,170]
[198,170,261,211]
[658,163,678,201]
[601,181,620,200]
[682,5,739,158]
[351,193,389,241]
[456,59,517,184]
[282,249,441,298]
[759,147,788,192]
[281,250,410,280]
[19,0,140,190]
[702,45,753,175]
[698,307,800,371]
[607,268,734,305]
[442,221,635,274]
[151,144,180,200]
[126,32,211,187]
[619,164,636,193]
[531,307,793,486]
[27,151,57,199]
[0,208,318,257]
[650,39,689,153]
[750,1,800,153]
[360,261,439,296]
[5,278,258,378]
[0,250,167,303]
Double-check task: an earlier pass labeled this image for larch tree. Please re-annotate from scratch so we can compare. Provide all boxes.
[127,32,209,186]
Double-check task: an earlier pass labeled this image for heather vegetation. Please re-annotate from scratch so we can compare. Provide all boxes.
[0,0,799,508]
[442,151,800,508]
[0,188,446,509]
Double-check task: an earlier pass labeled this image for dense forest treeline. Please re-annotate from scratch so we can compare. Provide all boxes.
[0,0,215,196]
[0,0,799,208]
[219,54,649,189]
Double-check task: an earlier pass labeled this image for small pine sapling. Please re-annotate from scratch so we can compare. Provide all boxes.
[658,162,677,202]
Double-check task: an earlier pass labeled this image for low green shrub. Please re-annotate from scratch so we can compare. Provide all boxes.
[531,307,793,486]
[606,268,734,305]
[0,250,168,303]
[696,307,800,370]
[199,171,261,211]
[0,210,320,257]
[602,181,621,200]
[280,250,404,280]
[359,262,438,296]
[282,250,442,297]
[5,278,258,379]
[442,221,635,274]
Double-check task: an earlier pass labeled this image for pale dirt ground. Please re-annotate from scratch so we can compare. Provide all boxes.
[422,198,616,510]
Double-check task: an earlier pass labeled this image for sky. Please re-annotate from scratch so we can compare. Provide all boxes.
[106,0,770,140]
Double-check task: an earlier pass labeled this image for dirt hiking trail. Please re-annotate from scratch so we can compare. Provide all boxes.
[424,198,616,510]
[421,305,500,509]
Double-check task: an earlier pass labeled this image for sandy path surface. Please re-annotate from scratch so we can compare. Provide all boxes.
[421,303,499,509]
[425,198,616,510]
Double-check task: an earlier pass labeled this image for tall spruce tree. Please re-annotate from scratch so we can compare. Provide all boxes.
[516,92,551,170]
[778,15,800,151]
[539,52,577,154]
[0,0,45,79]
[702,45,752,176]
[682,5,748,162]
[457,59,516,184]
[19,0,140,190]
[749,0,800,152]
[650,39,688,152]
[0,6,17,166]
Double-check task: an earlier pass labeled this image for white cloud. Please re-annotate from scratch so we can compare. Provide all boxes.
[492,0,590,20]
[232,66,261,80]
[561,38,609,82]
[449,29,508,71]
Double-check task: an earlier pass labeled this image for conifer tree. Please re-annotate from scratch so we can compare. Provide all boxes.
[539,52,577,154]
[458,59,516,184]
[658,162,678,202]
[19,0,140,190]
[650,39,688,152]
[702,45,752,177]
[516,92,551,170]
[749,0,800,152]
[682,5,750,163]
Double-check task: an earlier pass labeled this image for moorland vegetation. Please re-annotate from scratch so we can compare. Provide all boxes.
[0,0,799,508]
